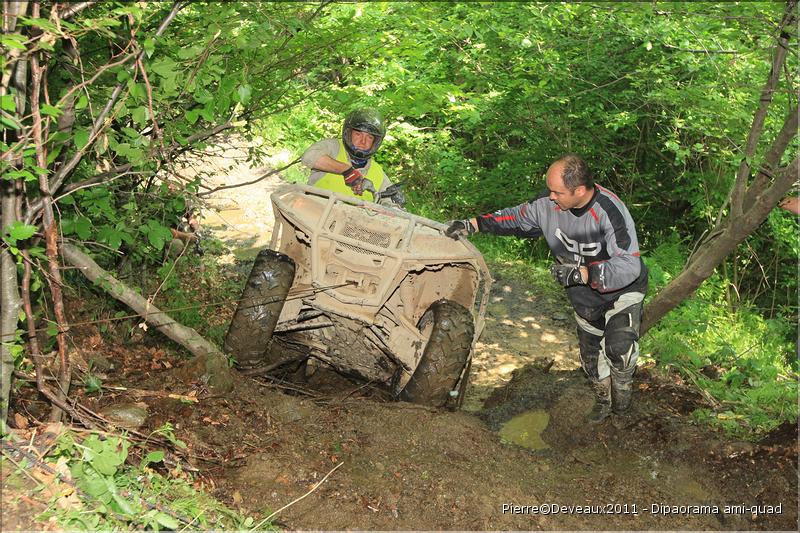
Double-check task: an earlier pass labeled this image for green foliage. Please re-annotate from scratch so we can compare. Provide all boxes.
[3,0,796,448]
[641,242,797,440]
[25,430,261,530]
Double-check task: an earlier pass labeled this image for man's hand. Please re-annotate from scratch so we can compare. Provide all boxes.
[342,167,366,195]
[550,264,587,287]
[445,219,476,239]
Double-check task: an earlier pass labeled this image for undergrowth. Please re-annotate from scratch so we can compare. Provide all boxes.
[2,428,272,531]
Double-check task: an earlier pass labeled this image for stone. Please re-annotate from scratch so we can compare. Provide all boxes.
[100,402,148,430]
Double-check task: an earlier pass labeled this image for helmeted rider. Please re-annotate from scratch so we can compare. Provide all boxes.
[302,108,403,206]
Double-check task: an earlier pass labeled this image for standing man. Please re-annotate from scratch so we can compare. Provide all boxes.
[445,155,648,422]
[302,107,397,203]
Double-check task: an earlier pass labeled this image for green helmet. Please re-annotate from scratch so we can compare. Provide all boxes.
[342,107,386,160]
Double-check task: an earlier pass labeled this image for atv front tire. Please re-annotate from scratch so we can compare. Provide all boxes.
[224,249,295,368]
[401,299,474,407]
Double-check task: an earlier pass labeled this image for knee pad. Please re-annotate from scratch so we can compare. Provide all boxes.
[604,309,641,369]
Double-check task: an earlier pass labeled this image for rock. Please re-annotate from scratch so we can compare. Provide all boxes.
[87,353,116,373]
[177,353,234,394]
[100,402,148,430]
[551,312,568,321]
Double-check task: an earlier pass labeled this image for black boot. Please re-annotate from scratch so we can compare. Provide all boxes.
[587,377,611,424]
[610,365,636,415]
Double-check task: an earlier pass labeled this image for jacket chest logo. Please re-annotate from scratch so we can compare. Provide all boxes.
[555,228,601,261]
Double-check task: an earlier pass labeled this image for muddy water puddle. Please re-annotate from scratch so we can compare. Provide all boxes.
[498,409,551,451]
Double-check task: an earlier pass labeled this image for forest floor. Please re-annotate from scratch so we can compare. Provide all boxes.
[3,141,797,531]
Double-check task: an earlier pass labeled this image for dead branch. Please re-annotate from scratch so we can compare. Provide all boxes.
[197,158,300,197]
[60,243,225,361]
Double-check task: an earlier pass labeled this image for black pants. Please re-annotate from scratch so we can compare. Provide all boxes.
[574,291,644,382]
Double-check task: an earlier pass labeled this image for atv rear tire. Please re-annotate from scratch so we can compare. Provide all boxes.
[401,299,474,407]
[224,249,295,368]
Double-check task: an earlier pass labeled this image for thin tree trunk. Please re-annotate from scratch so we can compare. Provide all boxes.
[0,182,22,427]
[0,0,29,428]
[642,1,798,333]
[30,5,71,421]
[643,161,799,332]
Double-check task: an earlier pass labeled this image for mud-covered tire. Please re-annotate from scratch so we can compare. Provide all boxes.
[224,249,295,368]
[401,299,474,407]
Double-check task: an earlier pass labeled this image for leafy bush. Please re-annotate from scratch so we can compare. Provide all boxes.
[10,429,266,531]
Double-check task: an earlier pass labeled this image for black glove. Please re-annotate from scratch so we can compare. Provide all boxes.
[550,264,586,287]
[445,219,476,239]
[388,190,406,207]
[342,167,365,195]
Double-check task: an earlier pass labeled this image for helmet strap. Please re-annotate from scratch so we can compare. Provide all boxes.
[350,155,369,168]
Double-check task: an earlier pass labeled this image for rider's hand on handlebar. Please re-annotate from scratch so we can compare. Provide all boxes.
[342,167,366,195]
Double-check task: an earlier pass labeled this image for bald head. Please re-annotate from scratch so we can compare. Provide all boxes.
[546,155,595,210]
[554,155,593,191]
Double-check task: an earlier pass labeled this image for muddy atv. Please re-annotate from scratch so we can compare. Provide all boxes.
[224,184,491,408]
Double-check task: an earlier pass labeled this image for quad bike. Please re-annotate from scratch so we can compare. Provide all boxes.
[224,184,492,408]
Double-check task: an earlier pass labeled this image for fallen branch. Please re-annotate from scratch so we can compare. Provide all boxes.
[102,385,199,403]
[60,243,233,393]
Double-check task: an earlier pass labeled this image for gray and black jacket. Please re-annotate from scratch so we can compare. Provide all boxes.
[476,185,648,320]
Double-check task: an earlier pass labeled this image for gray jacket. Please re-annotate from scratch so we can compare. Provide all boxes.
[476,186,648,317]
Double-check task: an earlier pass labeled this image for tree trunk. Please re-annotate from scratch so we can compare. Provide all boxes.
[643,161,798,333]
[60,244,233,394]
[0,0,29,428]
[0,182,22,427]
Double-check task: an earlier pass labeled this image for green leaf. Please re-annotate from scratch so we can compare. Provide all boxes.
[75,94,89,110]
[154,512,179,530]
[1,114,22,130]
[83,373,103,394]
[236,85,252,105]
[3,221,37,245]
[150,58,178,78]
[144,37,155,58]
[18,16,60,33]
[74,129,90,150]
[1,34,27,50]
[40,103,62,117]
[46,145,63,165]
[2,169,36,181]
[199,106,214,122]
[74,217,92,240]
[185,110,199,124]
[81,474,109,498]
[97,227,123,250]
[111,492,135,515]
[142,450,165,467]
[1,94,16,112]
[131,106,148,127]
[147,230,165,251]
